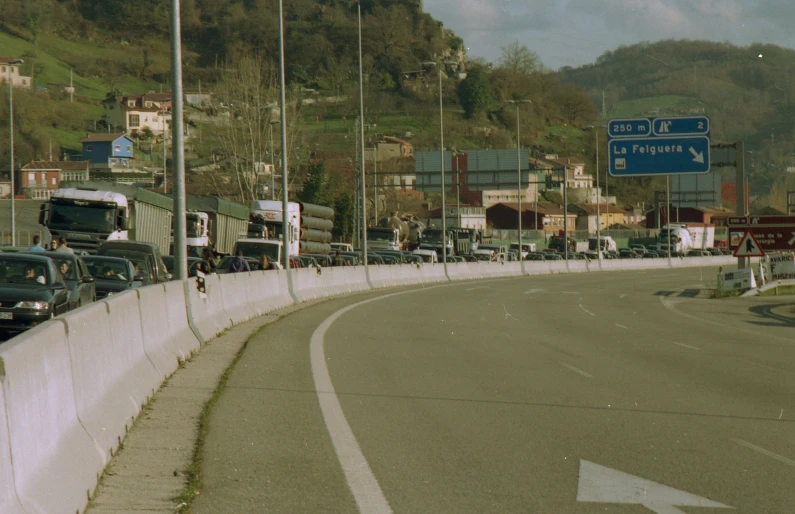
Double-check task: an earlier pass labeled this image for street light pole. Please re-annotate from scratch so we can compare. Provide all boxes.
[7,58,23,247]
[357,2,368,272]
[506,100,531,269]
[277,0,291,275]
[586,125,601,262]
[168,1,187,279]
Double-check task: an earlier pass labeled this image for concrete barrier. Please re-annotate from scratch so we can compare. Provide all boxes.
[0,383,25,514]
[248,270,293,315]
[64,297,161,463]
[186,272,230,341]
[1,321,103,514]
[138,284,182,377]
[164,280,202,359]
[220,272,257,325]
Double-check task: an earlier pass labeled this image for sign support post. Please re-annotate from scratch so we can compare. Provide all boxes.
[736,141,746,269]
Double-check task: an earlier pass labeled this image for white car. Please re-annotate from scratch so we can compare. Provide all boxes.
[411,249,438,263]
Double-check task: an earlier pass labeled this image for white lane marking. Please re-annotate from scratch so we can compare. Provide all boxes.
[311,297,400,513]
[619,294,628,299]
[523,288,545,295]
[615,323,628,329]
[563,291,581,294]
[577,459,733,512]
[561,362,593,378]
[466,285,491,291]
[672,341,700,351]
[733,439,795,468]
[578,298,596,317]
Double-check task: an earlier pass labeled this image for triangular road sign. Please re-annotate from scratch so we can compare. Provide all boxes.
[577,459,733,513]
[733,230,765,257]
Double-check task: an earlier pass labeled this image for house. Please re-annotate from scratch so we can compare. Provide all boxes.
[19,161,91,199]
[80,133,135,168]
[486,202,574,233]
[645,205,733,228]
[102,93,173,138]
[184,90,213,108]
[542,155,593,190]
[0,172,11,198]
[423,205,486,230]
[0,57,31,88]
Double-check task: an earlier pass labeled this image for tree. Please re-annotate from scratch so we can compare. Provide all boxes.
[555,84,598,125]
[299,160,331,206]
[498,42,542,75]
[456,66,495,119]
[333,191,354,243]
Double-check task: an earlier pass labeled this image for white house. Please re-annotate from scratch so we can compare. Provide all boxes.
[103,92,173,139]
[0,57,31,88]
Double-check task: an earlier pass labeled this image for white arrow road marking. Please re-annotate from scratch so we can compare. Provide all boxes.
[578,298,596,316]
[672,341,700,351]
[561,362,593,378]
[733,439,795,467]
[523,288,545,295]
[789,231,795,246]
[689,147,705,163]
[577,459,733,513]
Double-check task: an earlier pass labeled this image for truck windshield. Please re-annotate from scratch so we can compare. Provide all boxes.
[234,242,280,261]
[423,230,445,244]
[49,199,116,233]
[367,229,396,242]
[186,214,203,238]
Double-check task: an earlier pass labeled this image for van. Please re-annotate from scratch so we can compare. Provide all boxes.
[97,241,171,285]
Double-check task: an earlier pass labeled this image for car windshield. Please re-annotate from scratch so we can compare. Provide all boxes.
[0,258,49,285]
[366,229,396,242]
[84,260,130,281]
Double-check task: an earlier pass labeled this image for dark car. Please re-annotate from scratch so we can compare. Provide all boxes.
[31,251,96,310]
[162,255,208,278]
[82,256,143,299]
[525,252,546,261]
[215,256,262,274]
[0,254,71,333]
[97,241,171,285]
[619,248,639,259]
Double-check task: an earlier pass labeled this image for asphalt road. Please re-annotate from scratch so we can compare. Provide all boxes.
[191,267,795,514]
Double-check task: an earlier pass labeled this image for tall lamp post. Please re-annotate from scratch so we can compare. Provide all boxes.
[585,126,601,262]
[269,120,280,200]
[357,2,368,272]
[423,60,454,272]
[7,58,23,247]
[506,100,531,269]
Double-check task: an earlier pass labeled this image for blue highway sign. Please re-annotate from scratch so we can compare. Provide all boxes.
[608,136,710,177]
[607,116,711,177]
[652,116,709,136]
[607,118,652,138]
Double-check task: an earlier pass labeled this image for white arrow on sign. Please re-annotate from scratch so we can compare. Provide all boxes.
[577,459,733,513]
[689,147,705,163]
[789,231,795,246]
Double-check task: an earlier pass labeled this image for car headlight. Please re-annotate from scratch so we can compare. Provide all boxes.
[15,301,49,310]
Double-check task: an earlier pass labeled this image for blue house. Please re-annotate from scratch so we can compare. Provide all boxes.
[80,133,135,168]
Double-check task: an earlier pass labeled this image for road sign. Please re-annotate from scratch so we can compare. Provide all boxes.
[577,459,733,513]
[607,116,711,177]
[727,215,795,252]
[733,231,765,257]
[608,136,710,177]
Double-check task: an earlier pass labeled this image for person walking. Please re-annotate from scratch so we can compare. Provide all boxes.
[28,235,46,252]
[227,251,250,273]
[54,237,75,254]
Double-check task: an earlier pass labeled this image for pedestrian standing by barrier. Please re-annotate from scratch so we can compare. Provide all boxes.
[201,247,219,273]
[28,236,46,252]
[227,251,250,273]
[55,237,75,254]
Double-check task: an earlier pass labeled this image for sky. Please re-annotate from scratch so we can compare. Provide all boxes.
[423,0,795,70]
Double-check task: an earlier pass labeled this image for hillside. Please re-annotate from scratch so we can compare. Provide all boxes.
[559,39,795,206]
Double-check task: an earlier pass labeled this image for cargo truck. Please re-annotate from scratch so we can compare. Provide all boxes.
[39,182,173,255]
[658,223,715,255]
[184,195,250,257]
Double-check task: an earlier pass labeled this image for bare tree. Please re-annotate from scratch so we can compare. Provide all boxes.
[211,53,304,204]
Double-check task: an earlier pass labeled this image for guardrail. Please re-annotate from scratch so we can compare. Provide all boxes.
[0,255,734,514]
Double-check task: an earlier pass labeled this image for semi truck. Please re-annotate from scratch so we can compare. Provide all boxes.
[658,223,715,255]
[39,182,173,255]
[184,195,249,256]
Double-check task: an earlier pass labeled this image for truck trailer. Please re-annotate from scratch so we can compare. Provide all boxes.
[184,195,250,256]
[658,223,715,255]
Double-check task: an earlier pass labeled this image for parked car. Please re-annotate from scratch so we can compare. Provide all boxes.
[644,250,660,258]
[525,252,546,261]
[707,248,723,256]
[619,248,639,259]
[630,244,648,255]
[0,253,71,333]
[216,255,261,273]
[31,251,96,310]
[82,255,143,299]
[687,249,711,257]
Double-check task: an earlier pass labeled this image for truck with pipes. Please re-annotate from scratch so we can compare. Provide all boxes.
[236,200,334,265]
[657,223,715,255]
[183,195,250,257]
[39,182,173,255]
